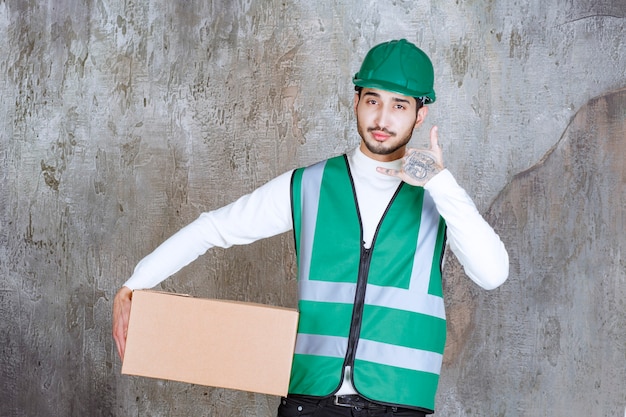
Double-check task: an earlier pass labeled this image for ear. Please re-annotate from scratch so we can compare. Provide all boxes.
[353,93,360,115]
[414,105,428,128]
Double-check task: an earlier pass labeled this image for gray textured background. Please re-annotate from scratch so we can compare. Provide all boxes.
[1,0,625,416]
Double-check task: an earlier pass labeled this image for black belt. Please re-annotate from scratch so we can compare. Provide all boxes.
[331,395,388,410]
[314,395,427,415]
[286,394,428,415]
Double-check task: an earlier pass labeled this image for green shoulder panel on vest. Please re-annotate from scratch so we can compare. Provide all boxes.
[310,156,361,283]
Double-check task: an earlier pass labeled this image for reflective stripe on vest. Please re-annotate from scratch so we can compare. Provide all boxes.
[289,155,446,412]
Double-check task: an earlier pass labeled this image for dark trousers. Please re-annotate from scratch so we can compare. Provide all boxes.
[277,395,428,417]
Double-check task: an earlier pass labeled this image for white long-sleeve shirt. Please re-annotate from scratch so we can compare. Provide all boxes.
[124,147,508,291]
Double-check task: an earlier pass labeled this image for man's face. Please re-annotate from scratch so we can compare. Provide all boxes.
[354,88,427,162]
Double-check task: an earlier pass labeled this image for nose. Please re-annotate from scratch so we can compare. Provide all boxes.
[374,104,391,129]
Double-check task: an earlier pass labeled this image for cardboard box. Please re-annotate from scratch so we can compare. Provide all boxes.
[122,290,299,397]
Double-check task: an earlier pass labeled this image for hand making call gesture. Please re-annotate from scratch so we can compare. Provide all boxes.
[377,126,444,187]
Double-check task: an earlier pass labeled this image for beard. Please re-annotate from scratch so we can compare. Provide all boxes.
[357,123,414,156]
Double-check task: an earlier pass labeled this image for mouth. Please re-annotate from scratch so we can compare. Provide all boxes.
[369,128,394,142]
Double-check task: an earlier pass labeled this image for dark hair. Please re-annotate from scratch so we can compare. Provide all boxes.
[354,86,425,111]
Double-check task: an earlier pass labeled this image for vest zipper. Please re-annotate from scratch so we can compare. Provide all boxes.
[339,154,404,392]
[343,245,373,369]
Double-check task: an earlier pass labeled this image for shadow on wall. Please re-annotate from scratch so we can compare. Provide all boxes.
[442,87,626,416]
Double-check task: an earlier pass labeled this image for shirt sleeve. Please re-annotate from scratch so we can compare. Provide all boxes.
[123,170,295,290]
[424,169,509,290]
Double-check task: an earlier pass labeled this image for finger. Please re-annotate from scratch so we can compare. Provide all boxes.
[113,316,125,359]
[429,126,439,151]
[376,166,401,177]
[115,335,125,360]
[116,318,127,359]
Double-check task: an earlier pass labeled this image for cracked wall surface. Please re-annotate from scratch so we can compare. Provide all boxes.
[1,0,625,416]
[439,88,626,416]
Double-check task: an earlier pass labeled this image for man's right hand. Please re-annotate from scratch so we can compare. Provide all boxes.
[112,286,133,360]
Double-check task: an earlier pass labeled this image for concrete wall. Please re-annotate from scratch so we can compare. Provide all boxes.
[1,0,624,416]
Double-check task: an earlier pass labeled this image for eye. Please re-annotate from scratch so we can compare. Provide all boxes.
[394,104,406,110]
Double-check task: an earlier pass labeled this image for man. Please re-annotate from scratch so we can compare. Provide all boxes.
[113,39,509,416]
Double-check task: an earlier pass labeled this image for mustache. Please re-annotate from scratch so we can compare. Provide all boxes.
[367,127,396,136]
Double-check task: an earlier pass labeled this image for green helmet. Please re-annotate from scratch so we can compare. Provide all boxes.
[353,39,436,104]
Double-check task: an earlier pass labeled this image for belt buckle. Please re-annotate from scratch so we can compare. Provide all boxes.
[333,395,351,408]
[333,395,356,408]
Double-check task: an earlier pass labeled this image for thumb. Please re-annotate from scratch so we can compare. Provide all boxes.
[429,126,439,151]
